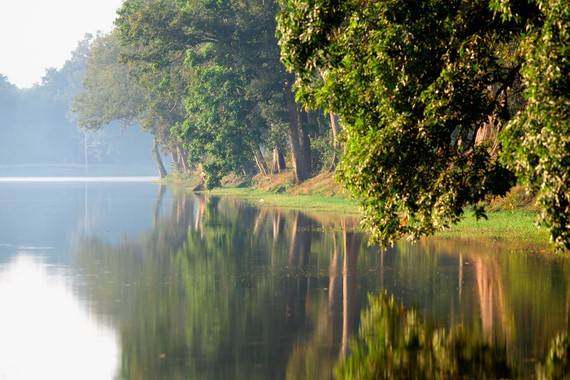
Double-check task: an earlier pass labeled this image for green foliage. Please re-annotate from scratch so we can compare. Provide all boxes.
[500,0,570,249]
[114,0,190,149]
[336,292,513,379]
[277,0,569,249]
[536,333,570,379]
[111,0,313,183]
[173,65,260,184]
[74,195,375,379]
[73,32,147,130]
[309,130,337,173]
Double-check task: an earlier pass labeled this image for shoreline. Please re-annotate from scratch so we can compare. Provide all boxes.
[163,173,554,249]
[209,188,551,246]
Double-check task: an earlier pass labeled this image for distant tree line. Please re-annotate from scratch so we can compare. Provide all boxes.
[0,35,154,172]
[74,0,568,249]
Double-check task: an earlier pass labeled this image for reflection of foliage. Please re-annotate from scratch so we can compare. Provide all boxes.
[392,239,570,366]
[536,333,570,380]
[74,193,570,379]
[75,195,375,379]
[336,293,513,380]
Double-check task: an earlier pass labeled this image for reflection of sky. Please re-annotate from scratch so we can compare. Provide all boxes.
[0,182,167,264]
[0,255,118,380]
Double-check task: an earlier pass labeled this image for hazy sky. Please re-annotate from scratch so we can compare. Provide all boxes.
[0,0,124,88]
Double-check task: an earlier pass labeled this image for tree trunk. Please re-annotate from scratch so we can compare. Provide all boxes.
[177,146,190,174]
[171,151,183,173]
[300,119,312,173]
[329,112,341,148]
[286,86,310,182]
[272,147,280,174]
[277,148,286,171]
[253,145,269,176]
[318,70,342,148]
[152,138,168,178]
[272,146,287,173]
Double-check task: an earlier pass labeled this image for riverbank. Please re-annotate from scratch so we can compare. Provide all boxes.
[210,188,550,245]
[165,171,552,247]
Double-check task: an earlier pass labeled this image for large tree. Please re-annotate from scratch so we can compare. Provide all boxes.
[115,0,318,183]
[73,32,172,178]
[277,0,569,249]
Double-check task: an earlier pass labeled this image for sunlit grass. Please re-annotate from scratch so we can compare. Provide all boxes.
[436,209,550,245]
[207,188,552,246]
[209,187,359,214]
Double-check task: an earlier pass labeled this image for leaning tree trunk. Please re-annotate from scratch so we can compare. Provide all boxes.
[253,145,269,176]
[329,112,341,148]
[318,70,342,148]
[272,146,287,173]
[177,146,190,174]
[286,86,311,183]
[152,138,168,179]
[171,151,183,173]
[277,147,286,171]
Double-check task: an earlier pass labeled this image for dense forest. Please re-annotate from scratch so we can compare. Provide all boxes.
[0,35,155,176]
[72,0,568,249]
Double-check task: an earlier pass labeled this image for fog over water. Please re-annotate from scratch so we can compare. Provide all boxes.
[0,36,161,178]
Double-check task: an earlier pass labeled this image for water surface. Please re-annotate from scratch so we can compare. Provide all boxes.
[0,182,568,379]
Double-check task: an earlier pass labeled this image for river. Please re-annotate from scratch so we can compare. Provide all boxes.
[0,181,568,379]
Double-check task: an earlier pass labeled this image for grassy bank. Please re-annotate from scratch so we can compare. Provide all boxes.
[165,171,552,247]
[209,187,358,214]
[208,189,551,246]
[436,210,549,244]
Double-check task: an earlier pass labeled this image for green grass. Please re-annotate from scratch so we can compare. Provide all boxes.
[207,188,552,246]
[209,187,359,214]
[436,209,550,245]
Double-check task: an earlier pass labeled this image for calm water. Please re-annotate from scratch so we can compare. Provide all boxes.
[0,182,568,379]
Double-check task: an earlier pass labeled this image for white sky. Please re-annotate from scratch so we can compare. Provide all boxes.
[0,0,124,88]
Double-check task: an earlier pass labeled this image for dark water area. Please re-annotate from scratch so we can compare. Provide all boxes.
[0,182,568,379]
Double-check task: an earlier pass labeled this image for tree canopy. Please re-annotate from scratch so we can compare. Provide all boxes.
[277,0,569,249]
[70,0,569,248]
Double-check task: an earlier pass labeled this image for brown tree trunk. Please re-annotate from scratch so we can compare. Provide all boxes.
[318,70,342,148]
[177,146,190,174]
[253,145,269,176]
[272,147,280,174]
[152,138,168,179]
[272,146,287,173]
[171,151,183,173]
[286,86,311,183]
[277,148,286,171]
[329,112,341,148]
[300,118,312,173]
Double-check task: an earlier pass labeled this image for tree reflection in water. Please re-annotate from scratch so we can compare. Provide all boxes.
[74,193,371,379]
[336,292,569,380]
[336,292,512,379]
[71,190,570,380]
